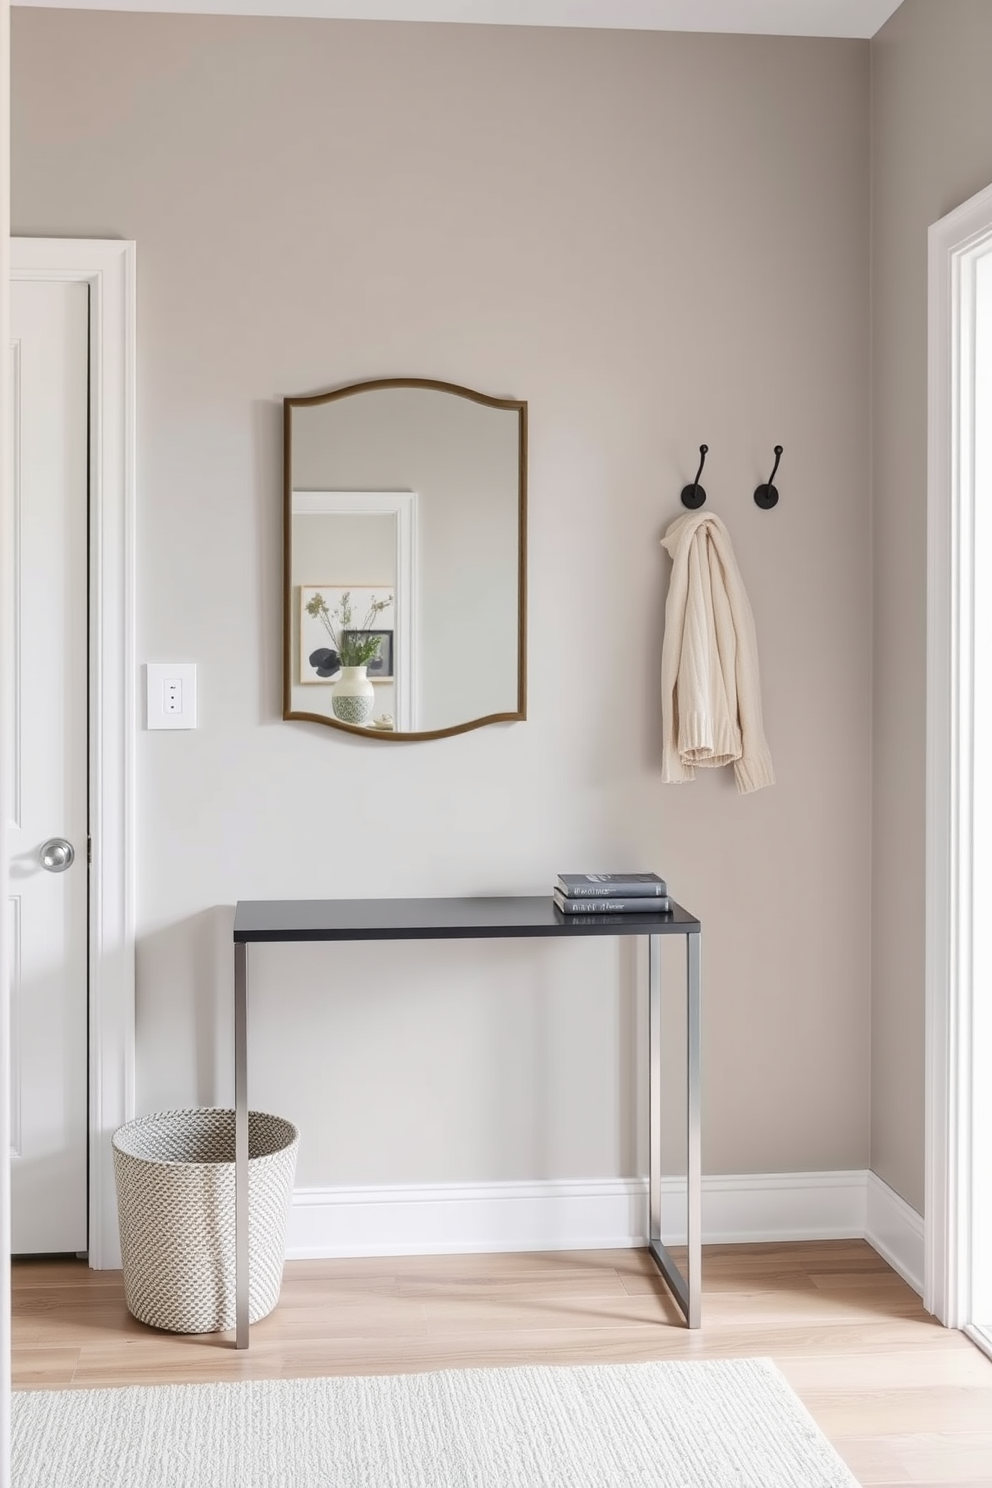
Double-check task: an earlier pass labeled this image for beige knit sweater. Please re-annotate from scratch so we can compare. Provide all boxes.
[660,511,775,794]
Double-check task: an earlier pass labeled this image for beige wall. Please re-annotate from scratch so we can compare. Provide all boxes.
[12,13,871,1189]
[870,0,992,1212]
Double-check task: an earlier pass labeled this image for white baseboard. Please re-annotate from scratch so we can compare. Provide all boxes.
[864,1171,925,1296]
[673,1170,868,1245]
[286,1169,875,1260]
[288,1178,647,1258]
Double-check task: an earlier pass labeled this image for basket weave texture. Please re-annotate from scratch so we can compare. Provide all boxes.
[112,1108,299,1334]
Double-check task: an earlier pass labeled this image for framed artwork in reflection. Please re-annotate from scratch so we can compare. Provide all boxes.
[299,585,393,685]
[345,629,393,682]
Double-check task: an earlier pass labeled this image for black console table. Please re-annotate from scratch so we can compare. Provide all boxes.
[232,896,701,1349]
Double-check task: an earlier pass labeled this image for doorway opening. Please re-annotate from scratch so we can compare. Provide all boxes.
[926,183,992,1357]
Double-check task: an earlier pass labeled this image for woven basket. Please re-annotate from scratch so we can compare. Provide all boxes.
[112,1108,299,1334]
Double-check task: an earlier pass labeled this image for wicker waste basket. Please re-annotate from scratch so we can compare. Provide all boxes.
[112,1107,299,1334]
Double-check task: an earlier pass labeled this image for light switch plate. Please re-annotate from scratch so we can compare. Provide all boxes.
[146,663,197,730]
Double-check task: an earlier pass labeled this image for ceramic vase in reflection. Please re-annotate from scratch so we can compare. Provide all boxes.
[330,666,375,726]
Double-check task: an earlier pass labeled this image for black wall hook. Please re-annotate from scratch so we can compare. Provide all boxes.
[754,446,783,509]
[681,445,708,509]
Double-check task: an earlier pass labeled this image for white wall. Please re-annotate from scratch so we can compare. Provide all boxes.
[12,14,872,1192]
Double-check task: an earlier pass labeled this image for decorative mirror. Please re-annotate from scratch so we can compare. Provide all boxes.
[283,379,527,740]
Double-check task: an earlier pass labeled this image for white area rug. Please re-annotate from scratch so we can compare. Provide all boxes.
[13,1357,859,1488]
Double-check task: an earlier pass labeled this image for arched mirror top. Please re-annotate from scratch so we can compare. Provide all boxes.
[283,378,527,741]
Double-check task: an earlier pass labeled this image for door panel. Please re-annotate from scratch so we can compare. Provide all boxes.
[9,280,89,1253]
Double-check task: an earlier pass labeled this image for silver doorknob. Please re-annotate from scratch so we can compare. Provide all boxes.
[40,838,75,873]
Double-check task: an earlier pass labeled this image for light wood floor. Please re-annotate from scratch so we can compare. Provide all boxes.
[12,1240,992,1486]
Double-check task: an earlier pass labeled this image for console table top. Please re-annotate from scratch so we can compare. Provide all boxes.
[233,895,700,943]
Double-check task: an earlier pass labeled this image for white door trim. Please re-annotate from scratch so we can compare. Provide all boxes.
[925,182,992,1326]
[10,239,136,1270]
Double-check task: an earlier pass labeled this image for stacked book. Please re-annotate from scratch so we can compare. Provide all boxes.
[553,873,672,914]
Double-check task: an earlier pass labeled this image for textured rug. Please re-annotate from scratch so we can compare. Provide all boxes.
[13,1357,859,1487]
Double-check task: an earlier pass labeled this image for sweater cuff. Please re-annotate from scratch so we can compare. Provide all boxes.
[662,753,696,783]
[679,712,741,767]
[734,750,775,794]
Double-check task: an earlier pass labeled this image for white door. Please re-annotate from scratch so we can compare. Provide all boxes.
[8,279,89,1253]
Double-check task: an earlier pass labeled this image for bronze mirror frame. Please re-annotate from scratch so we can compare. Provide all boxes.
[283,377,528,741]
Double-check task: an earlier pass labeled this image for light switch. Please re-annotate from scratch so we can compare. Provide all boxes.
[146,663,197,729]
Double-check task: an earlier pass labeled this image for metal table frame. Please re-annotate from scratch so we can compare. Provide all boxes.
[232,895,701,1349]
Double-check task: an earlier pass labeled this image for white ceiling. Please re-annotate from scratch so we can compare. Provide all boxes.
[12,0,904,38]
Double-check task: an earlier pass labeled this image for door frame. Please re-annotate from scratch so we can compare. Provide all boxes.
[925,181,992,1341]
[9,238,136,1270]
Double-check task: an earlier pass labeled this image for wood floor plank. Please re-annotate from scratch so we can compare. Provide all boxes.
[832,1433,909,1484]
[809,1270,926,1293]
[878,1431,992,1483]
[278,1270,631,1305]
[9,1347,80,1388]
[620,1265,817,1296]
[11,1262,120,1290]
[421,1289,683,1333]
[800,1385,992,1436]
[780,1349,992,1390]
[13,1240,992,1486]
[623,1281,927,1325]
[686,1240,887,1268]
[233,1302,433,1342]
[278,1249,639,1280]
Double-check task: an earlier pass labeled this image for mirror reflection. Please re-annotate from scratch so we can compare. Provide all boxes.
[284,380,527,739]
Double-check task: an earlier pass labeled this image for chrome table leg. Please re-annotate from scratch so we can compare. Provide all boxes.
[686,930,701,1327]
[645,930,702,1328]
[235,941,249,1349]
